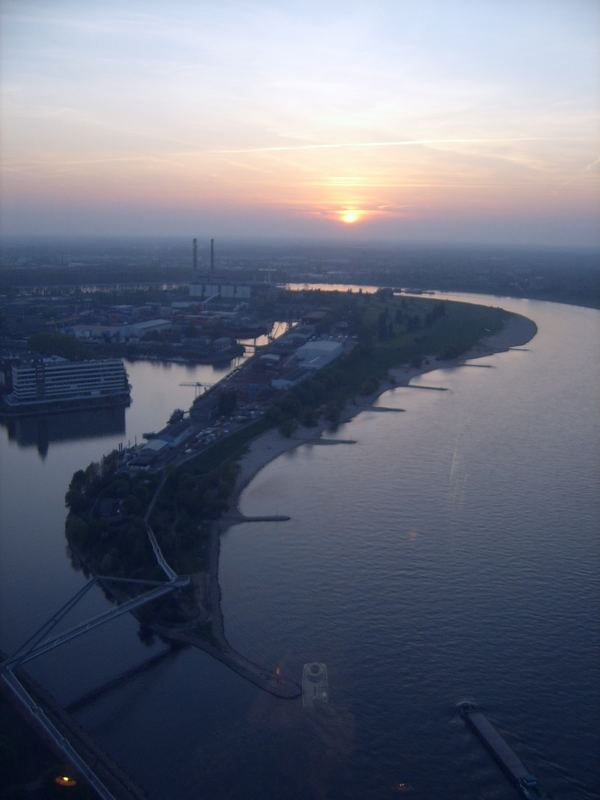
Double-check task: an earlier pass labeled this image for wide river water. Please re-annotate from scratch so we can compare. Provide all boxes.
[1,293,598,799]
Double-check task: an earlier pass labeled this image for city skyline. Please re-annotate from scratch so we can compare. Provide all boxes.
[1,0,599,246]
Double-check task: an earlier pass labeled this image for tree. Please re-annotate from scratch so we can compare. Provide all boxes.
[324,400,343,425]
[168,408,185,425]
[266,406,285,425]
[217,388,237,417]
[65,469,87,511]
[28,331,88,360]
[108,476,130,498]
[377,310,390,341]
[137,625,156,646]
[360,377,379,396]
[99,552,117,574]
[302,409,319,427]
[279,418,297,438]
[122,494,143,516]
[65,514,90,545]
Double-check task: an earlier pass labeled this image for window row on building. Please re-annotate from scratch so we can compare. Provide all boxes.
[5,358,130,406]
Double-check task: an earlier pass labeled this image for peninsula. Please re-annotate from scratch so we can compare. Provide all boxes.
[64,289,537,695]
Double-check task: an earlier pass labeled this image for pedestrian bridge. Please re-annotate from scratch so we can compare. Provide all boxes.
[1,572,189,800]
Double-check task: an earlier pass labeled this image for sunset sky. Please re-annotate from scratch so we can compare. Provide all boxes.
[1,0,599,245]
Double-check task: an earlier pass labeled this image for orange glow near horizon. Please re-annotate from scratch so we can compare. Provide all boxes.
[1,3,599,245]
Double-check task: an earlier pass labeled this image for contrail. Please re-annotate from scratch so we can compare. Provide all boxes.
[212,137,543,155]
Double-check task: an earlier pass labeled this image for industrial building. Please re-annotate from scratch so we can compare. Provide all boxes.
[295,340,343,370]
[189,237,272,301]
[189,281,253,300]
[72,319,171,341]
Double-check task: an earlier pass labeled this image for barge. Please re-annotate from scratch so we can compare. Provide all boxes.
[459,702,547,798]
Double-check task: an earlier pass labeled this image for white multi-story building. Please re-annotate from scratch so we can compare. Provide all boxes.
[4,357,130,407]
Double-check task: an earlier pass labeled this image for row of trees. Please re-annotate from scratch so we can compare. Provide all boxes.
[65,453,161,580]
[28,331,89,360]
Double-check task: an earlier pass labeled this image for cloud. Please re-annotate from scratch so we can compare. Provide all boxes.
[583,155,600,172]
[211,137,545,155]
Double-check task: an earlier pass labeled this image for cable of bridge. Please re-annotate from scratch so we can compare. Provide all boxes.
[1,577,189,672]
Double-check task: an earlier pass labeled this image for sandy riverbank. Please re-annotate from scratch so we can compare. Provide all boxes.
[180,310,537,696]
[225,311,537,522]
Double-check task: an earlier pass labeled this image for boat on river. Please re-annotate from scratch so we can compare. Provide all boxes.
[459,702,547,798]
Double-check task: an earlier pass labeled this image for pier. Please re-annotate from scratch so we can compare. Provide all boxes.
[152,622,301,699]
[406,384,448,391]
[223,511,291,525]
[306,437,358,444]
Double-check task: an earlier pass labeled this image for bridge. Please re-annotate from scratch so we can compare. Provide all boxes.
[1,572,188,799]
[1,497,188,800]
[2,574,189,672]
[146,526,178,581]
[0,424,299,795]
[2,660,145,800]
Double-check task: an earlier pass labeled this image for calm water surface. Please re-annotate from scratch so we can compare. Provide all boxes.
[1,294,598,799]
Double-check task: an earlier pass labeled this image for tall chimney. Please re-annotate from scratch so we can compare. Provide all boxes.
[210,238,215,274]
[192,238,198,271]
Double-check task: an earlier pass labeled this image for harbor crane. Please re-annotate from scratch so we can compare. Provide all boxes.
[179,381,214,398]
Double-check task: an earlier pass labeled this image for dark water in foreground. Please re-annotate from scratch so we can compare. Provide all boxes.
[1,294,599,799]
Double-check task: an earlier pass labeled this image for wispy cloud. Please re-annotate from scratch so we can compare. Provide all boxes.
[583,155,600,172]
[211,138,545,155]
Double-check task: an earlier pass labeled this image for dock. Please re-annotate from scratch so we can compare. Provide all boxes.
[222,511,290,525]
[460,703,545,798]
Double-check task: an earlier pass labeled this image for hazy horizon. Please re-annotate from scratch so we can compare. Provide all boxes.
[1,0,599,247]
[2,233,600,254]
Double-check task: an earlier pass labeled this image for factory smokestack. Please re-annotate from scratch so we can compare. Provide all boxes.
[192,238,198,271]
[210,238,215,274]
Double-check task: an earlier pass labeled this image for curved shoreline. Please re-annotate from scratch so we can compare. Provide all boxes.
[78,309,537,701]
[183,310,537,697]
[223,311,537,524]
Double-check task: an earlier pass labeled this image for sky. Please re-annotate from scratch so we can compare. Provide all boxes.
[1,0,599,246]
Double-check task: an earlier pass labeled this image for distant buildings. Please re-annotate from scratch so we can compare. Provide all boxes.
[72,318,171,341]
[189,280,253,300]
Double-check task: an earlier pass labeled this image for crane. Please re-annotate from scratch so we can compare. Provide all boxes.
[179,381,214,398]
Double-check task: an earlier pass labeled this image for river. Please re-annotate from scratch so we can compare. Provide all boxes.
[0,294,598,799]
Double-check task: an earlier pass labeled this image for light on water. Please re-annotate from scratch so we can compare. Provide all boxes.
[0,293,598,799]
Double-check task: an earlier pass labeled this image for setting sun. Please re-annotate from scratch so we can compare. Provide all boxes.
[340,210,361,224]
